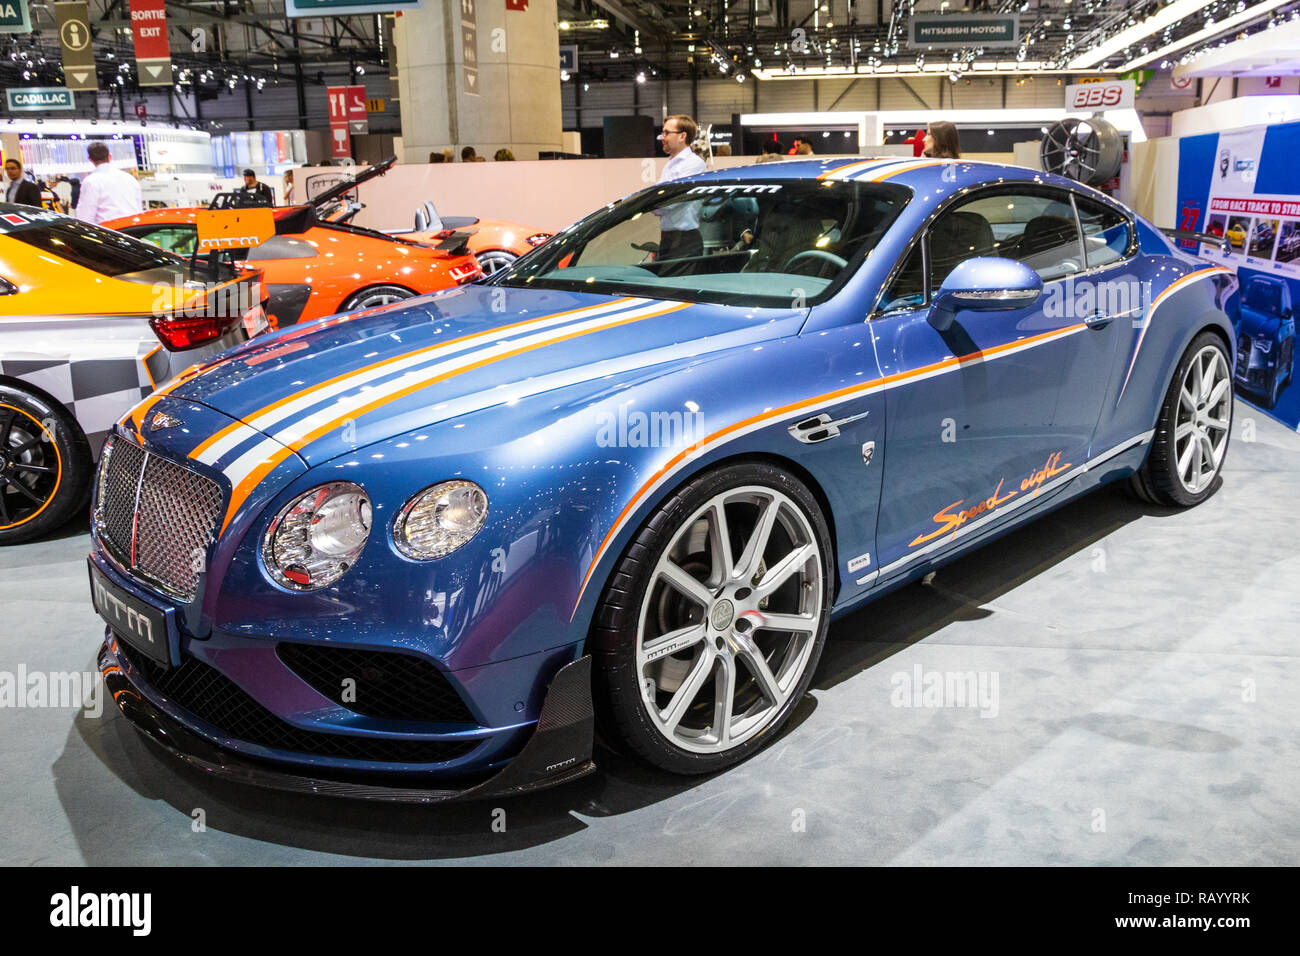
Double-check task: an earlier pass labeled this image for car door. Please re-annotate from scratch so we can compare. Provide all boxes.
[1057,194,1140,456]
[870,185,1092,580]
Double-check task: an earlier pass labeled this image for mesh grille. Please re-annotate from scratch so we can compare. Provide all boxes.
[95,438,223,602]
[277,643,476,724]
[97,439,145,558]
[117,641,478,765]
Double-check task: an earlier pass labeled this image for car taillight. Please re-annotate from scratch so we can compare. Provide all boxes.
[149,312,238,350]
[526,233,552,246]
[449,262,482,284]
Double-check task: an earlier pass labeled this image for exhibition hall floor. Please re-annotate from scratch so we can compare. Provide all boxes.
[2,412,1296,866]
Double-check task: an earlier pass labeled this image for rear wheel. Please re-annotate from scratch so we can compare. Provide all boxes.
[475,249,518,276]
[0,385,92,545]
[591,462,832,774]
[340,285,416,312]
[1131,332,1232,507]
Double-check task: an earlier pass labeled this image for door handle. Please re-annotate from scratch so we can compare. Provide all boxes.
[787,409,870,444]
[1084,311,1113,330]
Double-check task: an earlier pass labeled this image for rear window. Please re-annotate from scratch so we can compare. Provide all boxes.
[6,218,182,278]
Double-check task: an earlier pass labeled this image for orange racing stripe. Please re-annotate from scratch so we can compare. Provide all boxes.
[570,320,1088,617]
[189,297,641,463]
[216,300,691,532]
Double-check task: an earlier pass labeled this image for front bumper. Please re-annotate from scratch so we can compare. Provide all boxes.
[100,639,596,803]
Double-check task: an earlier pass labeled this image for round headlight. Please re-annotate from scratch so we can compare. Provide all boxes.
[393,480,488,560]
[263,481,372,590]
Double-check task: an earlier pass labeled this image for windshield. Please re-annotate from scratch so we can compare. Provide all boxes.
[7,217,183,278]
[493,178,910,308]
[1245,280,1282,314]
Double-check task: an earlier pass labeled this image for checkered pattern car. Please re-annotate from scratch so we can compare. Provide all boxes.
[0,204,265,544]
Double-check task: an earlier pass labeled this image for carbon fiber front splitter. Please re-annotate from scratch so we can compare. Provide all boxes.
[99,644,596,803]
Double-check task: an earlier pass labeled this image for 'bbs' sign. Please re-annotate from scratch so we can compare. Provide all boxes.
[1065,79,1135,112]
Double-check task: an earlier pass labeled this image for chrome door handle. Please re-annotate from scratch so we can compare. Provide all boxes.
[1084,311,1113,329]
[787,409,870,444]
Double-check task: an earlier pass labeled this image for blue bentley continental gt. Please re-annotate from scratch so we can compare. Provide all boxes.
[90,158,1237,799]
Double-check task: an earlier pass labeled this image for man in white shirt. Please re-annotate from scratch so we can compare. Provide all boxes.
[76,142,143,224]
[655,114,708,262]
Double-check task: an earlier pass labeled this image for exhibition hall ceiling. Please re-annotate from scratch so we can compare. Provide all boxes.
[0,1,1295,96]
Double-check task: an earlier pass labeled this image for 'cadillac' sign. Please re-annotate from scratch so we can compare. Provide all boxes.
[7,87,75,111]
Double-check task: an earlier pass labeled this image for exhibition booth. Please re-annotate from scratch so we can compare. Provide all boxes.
[3,0,1300,876]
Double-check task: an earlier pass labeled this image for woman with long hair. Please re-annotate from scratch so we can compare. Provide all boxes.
[923,121,961,159]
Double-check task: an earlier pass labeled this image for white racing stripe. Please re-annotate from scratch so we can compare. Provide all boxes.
[193,296,654,467]
[219,297,682,490]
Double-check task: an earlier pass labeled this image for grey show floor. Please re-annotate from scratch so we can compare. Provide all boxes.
[2,411,1297,866]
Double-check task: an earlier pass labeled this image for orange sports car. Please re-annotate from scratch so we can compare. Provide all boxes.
[104,161,482,328]
[404,202,552,275]
[320,193,553,276]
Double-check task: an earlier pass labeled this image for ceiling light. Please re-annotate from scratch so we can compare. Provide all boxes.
[1074,0,1289,70]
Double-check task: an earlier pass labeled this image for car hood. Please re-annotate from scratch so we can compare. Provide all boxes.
[170,283,807,465]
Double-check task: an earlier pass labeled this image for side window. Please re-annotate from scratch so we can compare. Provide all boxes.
[929,190,1083,287]
[879,241,926,312]
[130,226,198,257]
[1075,196,1132,269]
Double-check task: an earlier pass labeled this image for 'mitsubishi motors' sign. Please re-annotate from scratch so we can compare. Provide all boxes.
[6,87,75,111]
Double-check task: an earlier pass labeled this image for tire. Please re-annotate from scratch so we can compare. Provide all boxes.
[590,461,833,775]
[339,285,416,312]
[1130,331,1232,507]
[1265,368,1283,410]
[0,385,92,545]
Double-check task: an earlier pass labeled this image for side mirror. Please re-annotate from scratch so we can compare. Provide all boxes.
[929,257,1044,332]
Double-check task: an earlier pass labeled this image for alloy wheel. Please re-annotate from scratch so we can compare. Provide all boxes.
[354,291,408,309]
[635,485,823,754]
[1174,344,1232,495]
[0,405,60,530]
[476,250,518,276]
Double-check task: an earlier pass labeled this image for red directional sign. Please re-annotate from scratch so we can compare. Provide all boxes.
[346,84,368,134]
[129,0,172,86]
[327,86,352,158]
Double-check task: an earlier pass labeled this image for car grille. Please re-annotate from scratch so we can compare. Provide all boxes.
[277,643,476,724]
[94,437,224,603]
[116,640,479,765]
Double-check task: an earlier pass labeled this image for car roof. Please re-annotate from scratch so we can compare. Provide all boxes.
[681,157,1119,205]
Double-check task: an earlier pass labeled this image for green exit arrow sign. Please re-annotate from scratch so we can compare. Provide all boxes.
[0,1,32,33]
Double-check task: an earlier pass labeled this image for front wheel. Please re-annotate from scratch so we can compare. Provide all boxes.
[1131,331,1233,507]
[0,385,92,545]
[590,462,833,775]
